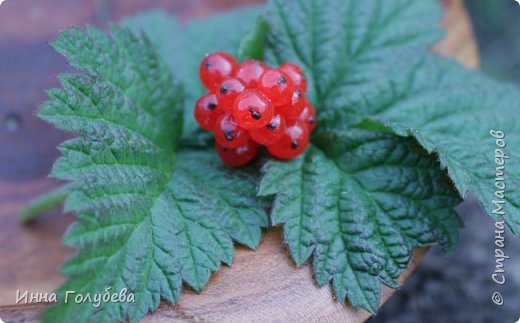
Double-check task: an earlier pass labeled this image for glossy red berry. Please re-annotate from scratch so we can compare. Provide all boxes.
[194,93,222,131]
[200,52,238,91]
[196,54,314,164]
[277,89,306,119]
[249,113,286,146]
[280,63,307,91]
[258,69,294,106]
[236,59,268,88]
[233,89,274,129]
[214,113,250,149]
[297,102,317,132]
[267,120,309,160]
[216,141,258,167]
[217,78,246,111]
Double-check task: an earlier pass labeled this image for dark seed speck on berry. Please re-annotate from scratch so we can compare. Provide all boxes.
[267,121,277,130]
[249,108,261,120]
[224,131,234,141]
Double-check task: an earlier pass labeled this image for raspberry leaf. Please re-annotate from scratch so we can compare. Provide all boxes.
[52,25,183,148]
[39,26,267,323]
[264,0,443,105]
[260,0,468,313]
[263,0,520,235]
[348,53,520,235]
[259,129,462,313]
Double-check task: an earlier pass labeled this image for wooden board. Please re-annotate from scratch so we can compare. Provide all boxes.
[0,0,478,321]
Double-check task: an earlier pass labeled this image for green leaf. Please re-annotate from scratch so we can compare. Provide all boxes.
[264,0,444,105]
[262,0,520,234]
[259,129,462,313]
[40,26,267,323]
[52,25,183,148]
[124,8,263,144]
[237,17,270,61]
[348,53,520,235]
[261,0,520,311]
[260,0,465,313]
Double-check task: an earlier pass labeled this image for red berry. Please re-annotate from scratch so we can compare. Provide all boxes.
[216,140,258,167]
[297,102,317,132]
[258,69,294,106]
[214,113,250,149]
[267,120,309,160]
[236,60,268,88]
[249,113,286,146]
[194,93,222,131]
[195,55,313,164]
[277,89,306,119]
[280,63,307,91]
[233,89,274,129]
[217,78,246,111]
[200,52,238,91]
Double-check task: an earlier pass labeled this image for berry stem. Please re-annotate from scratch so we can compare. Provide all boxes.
[20,185,69,223]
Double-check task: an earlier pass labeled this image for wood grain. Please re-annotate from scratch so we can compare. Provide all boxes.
[0,0,478,322]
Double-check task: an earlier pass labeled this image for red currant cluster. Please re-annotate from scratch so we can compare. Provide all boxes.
[195,52,316,167]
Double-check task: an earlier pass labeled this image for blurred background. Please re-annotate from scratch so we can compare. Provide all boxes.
[0,1,518,322]
[465,0,520,85]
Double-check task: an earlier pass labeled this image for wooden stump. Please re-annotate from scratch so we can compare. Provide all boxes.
[0,0,478,322]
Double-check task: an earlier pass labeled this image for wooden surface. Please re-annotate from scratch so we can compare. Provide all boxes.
[0,0,478,322]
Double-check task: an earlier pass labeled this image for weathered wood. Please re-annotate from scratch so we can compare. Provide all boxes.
[0,0,478,322]
[0,233,427,323]
[434,0,479,68]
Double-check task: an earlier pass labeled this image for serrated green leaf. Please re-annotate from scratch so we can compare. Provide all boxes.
[52,25,183,147]
[43,148,266,323]
[260,0,465,313]
[259,129,462,313]
[259,0,520,312]
[40,26,267,323]
[264,0,444,105]
[262,0,520,235]
[124,8,263,144]
[325,52,520,235]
